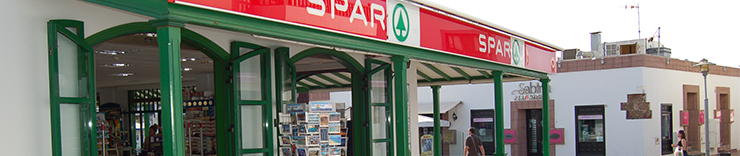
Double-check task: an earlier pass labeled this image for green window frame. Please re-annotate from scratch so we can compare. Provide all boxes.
[366,59,394,156]
[230,41,274,155]
[47,19,97,156]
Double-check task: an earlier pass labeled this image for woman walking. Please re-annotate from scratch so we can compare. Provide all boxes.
[672,130,688,156]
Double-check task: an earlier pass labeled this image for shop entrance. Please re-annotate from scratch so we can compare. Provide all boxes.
[471,109,495,155]
[575,105,605,156]
[526,109,543,156]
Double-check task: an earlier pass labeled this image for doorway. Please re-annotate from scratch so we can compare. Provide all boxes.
[526,109,543,156]
[471,109,495,155]
[575,105,605,156]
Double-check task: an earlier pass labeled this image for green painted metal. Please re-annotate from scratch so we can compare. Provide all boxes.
[47,19,97,156]
[290,47,365,74]
[417,70,434,82]
[296,81,311,88]
[232,41,273,156]
[331,72,351,82]
[165,3,548,79]
[479,70,492,79]
[366,58,394,156]
[85,22,230,62]
[450,67,471,80]
[421,63,452,81]
[492,71,506,156]
[316,74,344,87]
[431,86,442,156]
[152,18,186,156]
[84,0,168,18]
[391,56,409,156]
[540,79,551,156]
[303,77,328,88]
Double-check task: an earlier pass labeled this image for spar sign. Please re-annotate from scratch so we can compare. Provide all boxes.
[170,0,557,74]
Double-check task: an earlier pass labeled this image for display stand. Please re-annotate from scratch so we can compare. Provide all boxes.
[279,102,348,156]
[184,99,216,156]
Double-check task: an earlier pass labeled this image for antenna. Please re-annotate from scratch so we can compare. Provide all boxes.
[626,4,641,38]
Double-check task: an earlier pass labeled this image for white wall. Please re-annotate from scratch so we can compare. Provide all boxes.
[642,67,740,155]
[418,84,495,155]
[0,0,151,155]
[550,67,645,156]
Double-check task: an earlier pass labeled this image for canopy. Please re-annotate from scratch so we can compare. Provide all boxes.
[417,101,462,114]
[418,115,450,127]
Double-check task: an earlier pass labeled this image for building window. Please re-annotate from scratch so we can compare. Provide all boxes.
[661,104,673,155]
[575,105,605,155]
[620,44,637,55]
[606,45,618,56]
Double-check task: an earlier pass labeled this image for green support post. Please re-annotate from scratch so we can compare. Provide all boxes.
[391,56,409,156]
[151,18,186,156]
[431,86,442,156]
[540,79,551,156]
[492,71,506,156]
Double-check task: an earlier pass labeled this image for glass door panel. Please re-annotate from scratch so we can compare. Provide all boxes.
[60,103,83,156]
[231,42,272,156]
[366,59,393,156]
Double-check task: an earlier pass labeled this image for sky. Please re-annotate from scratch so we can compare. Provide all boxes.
[426,0,740,67]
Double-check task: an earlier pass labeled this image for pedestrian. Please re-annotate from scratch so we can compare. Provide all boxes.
[464,127,485,156]
[671,130,688,156]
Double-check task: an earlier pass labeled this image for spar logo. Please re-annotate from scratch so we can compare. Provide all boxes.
[512,39,522,65]
[392,3,410,42]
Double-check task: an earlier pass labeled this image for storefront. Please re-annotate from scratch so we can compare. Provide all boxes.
[0,0,564,156]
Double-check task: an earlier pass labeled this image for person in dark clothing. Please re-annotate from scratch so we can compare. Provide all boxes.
[672,130,688,156]
[464,127,485,156]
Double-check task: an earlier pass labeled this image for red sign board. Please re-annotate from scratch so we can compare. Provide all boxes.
[175,0,388,39]
[681,111,689,126]
[171,0,558,74]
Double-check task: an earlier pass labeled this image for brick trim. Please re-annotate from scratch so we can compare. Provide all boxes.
[559,54,740,77]
[509,100,556,156]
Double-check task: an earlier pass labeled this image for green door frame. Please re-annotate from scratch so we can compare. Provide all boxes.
[230,41,274,155]
[48,19,97,156]
[366,59,395,156]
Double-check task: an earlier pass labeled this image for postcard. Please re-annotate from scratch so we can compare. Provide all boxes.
[340,137,346,146]
[328,123,341,133]
[296,112,307,123]
[286,103,306,113]
[320,113,330,126]
[280,136,291,146]
[309,102,334,112]
[328,113,340,123]
[308,135,321,146]
[329,135,341,145]
[280,124,292,134]
[307,148,320,156]
[307,124,320,134]
[296,148,306,156]
[307,113,320,124]
[320,128,329,141]
[280,147,293,156]
[298,124,307,133]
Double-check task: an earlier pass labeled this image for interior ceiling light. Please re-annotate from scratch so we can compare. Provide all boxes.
[181,57,196,62]
[101,63,130,67]
[95,50,126,55]
[183,68,192,71]
[109,73,134,77]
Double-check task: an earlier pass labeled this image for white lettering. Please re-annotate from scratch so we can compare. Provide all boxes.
[488,36,495,54]
[504,41,511,57]
[371,3,385,30]
[479,34,487,52]
[307,0,326,16]
[495,39,503,56]
[349,0,368,26]
[332,0,349,19]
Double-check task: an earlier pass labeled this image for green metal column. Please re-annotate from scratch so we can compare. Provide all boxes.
[540,79,551,156]
[431,86,442,156]
[391,56,409,156]
[151,18,186,156]
[492,71,506,156]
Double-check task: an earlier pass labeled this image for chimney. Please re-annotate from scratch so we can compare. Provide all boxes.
[590,31,601,52]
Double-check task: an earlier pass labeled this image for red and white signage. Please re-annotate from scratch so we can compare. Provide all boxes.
[171,0,558,74]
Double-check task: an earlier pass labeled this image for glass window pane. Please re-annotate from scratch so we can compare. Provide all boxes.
[60,103,82,156]
[281,61,294,102]
[373,142,387,156]
[241,105,263,148]
[57,32,87,98]
[370,69,386,103]
[239,47,254,56]
[243,153,263,156]
[577,118,604,142]
[372,106,387,139]
[238,56,262,100]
